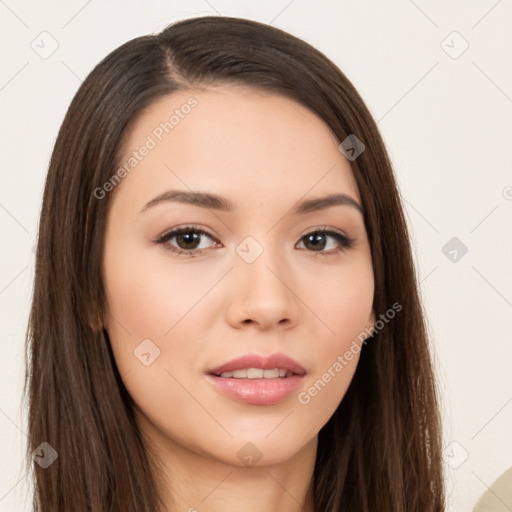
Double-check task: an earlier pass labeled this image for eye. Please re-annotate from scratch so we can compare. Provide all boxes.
[155,225,356,257]
[155,225,219,257]
[297,227,355,255]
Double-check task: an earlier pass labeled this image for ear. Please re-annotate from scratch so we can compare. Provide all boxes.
[366,308,376,338]
[87,317,103,333]
[86,307,107,333]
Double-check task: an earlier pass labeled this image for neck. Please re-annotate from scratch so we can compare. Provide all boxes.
[137,411,317,512]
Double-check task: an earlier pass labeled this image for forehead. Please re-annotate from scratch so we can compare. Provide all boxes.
[113,85,361,209]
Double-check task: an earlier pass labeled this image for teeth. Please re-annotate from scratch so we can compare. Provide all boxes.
[219,368,292,379]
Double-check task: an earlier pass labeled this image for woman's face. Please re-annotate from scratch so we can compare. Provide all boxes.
[102,85,375,467]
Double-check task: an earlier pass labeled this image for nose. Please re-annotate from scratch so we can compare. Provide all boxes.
[225,242,299,331]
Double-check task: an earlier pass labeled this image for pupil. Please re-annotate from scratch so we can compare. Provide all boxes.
[178,232,200,249]
[306,233,325,251]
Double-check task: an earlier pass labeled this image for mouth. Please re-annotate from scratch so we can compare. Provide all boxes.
[211,368,299,379]
[206,353,307,406]
[208,352,307,378]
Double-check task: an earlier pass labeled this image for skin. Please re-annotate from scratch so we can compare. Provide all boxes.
[102,85,376,512]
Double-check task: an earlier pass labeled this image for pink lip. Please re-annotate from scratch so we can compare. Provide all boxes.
[208,353,307,376]
[207,374,305,406]
[206,353,307,406]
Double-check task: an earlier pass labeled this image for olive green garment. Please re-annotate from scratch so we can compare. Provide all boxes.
[473,467,512,512]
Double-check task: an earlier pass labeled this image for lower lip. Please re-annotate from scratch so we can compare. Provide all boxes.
[206,374,305,406]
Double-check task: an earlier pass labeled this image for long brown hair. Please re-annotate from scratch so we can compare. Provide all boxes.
[24,15,446,511]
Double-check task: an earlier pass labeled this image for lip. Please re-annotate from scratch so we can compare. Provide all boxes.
[208,353,307,376]
[206,353,307,406]
[207,374,305,406]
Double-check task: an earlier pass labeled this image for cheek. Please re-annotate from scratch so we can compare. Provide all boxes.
[102,247,211,433]
[102,243,221,396]
[103,241,220,338]
[297,259,373,409]
[305,257,374,343]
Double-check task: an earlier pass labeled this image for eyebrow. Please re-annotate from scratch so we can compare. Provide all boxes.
[140,190,364,215]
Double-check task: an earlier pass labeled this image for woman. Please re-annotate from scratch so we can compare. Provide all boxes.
[24,15,446,511]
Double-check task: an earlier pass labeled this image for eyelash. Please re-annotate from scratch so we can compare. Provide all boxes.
[155,224,356,258]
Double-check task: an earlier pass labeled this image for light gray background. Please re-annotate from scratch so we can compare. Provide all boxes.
[1,1,511,510]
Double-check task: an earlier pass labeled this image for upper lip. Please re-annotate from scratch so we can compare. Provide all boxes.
[209,353,307,376]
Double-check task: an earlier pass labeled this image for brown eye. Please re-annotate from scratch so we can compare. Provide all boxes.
[155,225,355,258]
[156,226,218,256]
[297,229,355,254]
